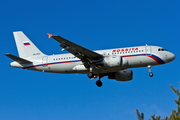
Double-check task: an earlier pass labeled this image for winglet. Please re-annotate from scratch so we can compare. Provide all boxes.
[47,33,54,38]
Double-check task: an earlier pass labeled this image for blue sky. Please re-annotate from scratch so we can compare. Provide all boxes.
[1,0,180,120]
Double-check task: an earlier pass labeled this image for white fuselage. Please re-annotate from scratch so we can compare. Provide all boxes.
[11,45,175,74]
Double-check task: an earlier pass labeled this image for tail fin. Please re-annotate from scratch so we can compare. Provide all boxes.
[13,31,46,58]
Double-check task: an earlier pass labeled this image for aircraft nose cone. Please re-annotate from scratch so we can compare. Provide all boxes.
[167,52,176,62]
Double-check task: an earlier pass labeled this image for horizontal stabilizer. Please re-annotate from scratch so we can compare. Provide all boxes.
[5,54,32,64]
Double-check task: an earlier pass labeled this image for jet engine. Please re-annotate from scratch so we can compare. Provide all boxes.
[108,70,133,81]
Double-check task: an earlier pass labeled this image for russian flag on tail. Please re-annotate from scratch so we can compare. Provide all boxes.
[23,42,30,46]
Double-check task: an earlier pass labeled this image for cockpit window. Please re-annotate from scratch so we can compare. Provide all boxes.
[158,48,167,51]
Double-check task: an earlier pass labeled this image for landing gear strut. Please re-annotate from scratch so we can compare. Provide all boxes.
[148,65,154,77]
[87,65,96,79]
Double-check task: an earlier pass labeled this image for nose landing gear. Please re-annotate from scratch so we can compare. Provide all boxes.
[148,65,154,77]
[149,72,154,77]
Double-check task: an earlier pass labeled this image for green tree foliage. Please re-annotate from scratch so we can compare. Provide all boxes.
[136,84,180,120]
[136,109,144,120]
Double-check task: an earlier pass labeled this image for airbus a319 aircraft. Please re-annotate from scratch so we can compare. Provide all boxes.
[5,31,175,87]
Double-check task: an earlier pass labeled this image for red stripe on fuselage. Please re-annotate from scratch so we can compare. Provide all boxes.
[23,60,81,69]
[146,56,162,64]
[23,54,164,69]
[122,54,164,64]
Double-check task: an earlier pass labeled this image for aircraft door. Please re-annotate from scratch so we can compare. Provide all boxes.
[42,56,51,71]
[42,56,48,65]
[103,52,107,56]
[145,45,152,55]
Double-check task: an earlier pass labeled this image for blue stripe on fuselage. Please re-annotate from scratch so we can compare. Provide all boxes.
[23,54,165,69]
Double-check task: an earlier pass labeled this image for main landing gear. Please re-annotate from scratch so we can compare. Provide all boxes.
[96,79,103,87]
[87,72,103,87]
[87,72,95,79]
[148,65,154,77]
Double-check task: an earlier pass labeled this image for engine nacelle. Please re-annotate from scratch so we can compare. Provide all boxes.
[108,70,133,81]
[103,56,128,67]
[103,56,122,67]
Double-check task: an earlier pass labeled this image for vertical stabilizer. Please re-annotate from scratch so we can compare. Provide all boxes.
[13,31,46,58]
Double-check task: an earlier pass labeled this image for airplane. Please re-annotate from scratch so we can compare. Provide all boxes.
[5,31,175,87]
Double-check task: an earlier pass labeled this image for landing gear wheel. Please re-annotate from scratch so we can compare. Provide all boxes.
[87,72,94,78]
[96,80,103,87]
[149,72,154,77]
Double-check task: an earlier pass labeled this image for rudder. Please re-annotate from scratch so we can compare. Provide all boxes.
[13,31,46,58]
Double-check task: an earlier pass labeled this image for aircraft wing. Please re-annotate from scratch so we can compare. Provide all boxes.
[48,34,103,61]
